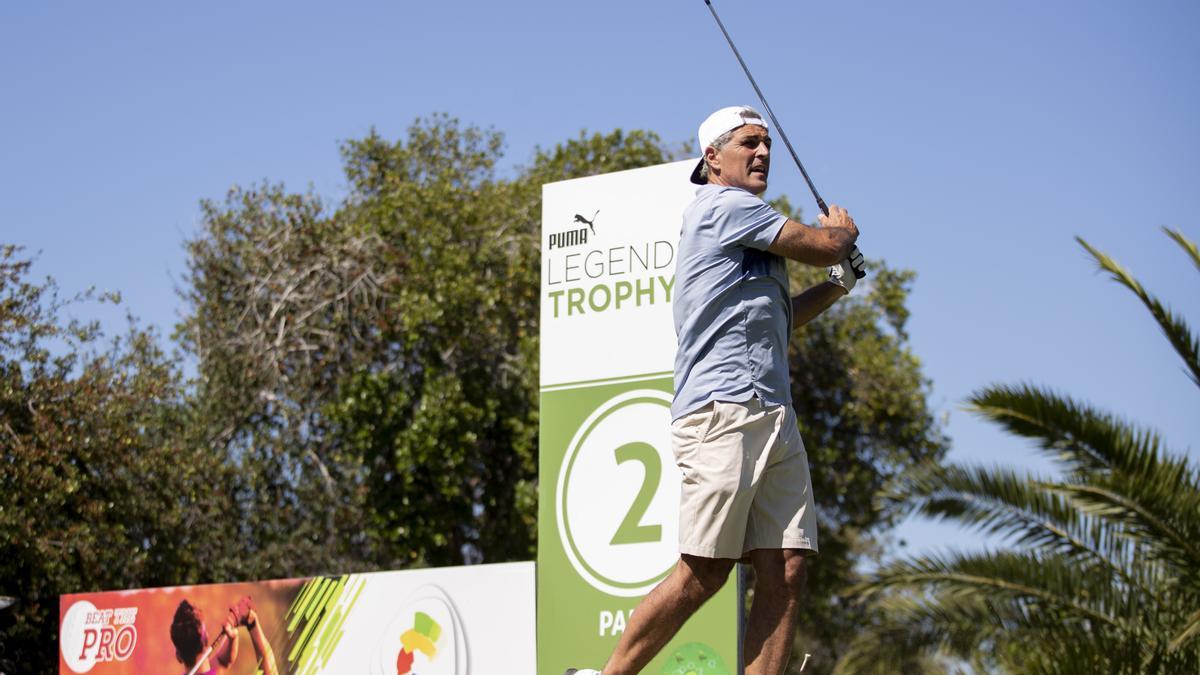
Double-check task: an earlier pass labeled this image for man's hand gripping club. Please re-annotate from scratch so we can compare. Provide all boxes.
[767,204,861,270]
[819,205,866,281]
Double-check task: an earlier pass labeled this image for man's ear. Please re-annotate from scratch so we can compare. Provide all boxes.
[704,146,720,175]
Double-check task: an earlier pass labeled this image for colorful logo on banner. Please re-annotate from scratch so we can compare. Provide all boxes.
[286,577,470,675]
[537,161,739,675]
[60,601,139,672]
[59,563,535,674]
[369,585,468,675]
[395,611,441,674]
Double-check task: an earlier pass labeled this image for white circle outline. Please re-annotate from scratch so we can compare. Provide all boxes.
[554,388,675,597]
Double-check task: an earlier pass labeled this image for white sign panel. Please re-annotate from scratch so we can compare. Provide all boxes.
[540,159,697,387]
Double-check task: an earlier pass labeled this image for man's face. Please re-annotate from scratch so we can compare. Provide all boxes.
[706,124,771,194]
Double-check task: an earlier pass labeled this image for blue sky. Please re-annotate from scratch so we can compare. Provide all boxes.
[2,1,1197,557]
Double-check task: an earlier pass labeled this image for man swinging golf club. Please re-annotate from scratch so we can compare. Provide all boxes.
[567,105,865,675]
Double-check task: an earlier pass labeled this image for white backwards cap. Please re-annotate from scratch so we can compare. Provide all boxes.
[689,105,768,185]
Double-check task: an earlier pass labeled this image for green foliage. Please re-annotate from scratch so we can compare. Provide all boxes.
[0,245,239,672]
[177,182,375,577]
[1078,232,1200,389]
[332,118,539,566]
[332,123,686,566]
[520,128,691,185]
[845,229,1200,673]
[177,118,687,570]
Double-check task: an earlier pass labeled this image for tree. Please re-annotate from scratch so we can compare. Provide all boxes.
[177,119,689,570]
[177,182,384,577]
[844,229,1200,674]
[329,118,541,566]
[0,246,238,672]
[328,124,693,566]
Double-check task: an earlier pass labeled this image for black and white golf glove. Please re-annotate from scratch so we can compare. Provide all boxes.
[828,246,866,293]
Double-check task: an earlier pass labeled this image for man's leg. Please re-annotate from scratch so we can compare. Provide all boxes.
[601,554,736,675]
[743,548,808,675]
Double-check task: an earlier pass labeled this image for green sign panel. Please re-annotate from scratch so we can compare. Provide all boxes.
[536,375,738,675]
[537,162,739,675]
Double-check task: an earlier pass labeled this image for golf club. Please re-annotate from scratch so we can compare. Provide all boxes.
[703,0,865,279]
[703,0,828,216]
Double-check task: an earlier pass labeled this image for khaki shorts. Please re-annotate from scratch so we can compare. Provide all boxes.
[671,397,819,559]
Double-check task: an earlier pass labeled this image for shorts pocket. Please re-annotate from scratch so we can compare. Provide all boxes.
[698,401,721,443]
[674,403,717,445]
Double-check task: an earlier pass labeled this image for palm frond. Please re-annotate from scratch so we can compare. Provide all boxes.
[1078,235,1200,388]
[855,550,1133,634]
[847,574,1151,675]
[1163,227,1200,275]
[1048,482,1200,576]
[883,462,1149,589]
[1170,608,1200,653]
[967,384,1178,481]
[968,386,1200,550]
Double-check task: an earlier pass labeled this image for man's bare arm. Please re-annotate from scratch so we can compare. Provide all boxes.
[215,620,238,668]
[767,204,859,267]
[792,281,847,328]
[791,248,867,327]
[246,611,278,675]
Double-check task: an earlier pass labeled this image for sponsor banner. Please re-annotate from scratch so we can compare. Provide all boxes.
[59,562,535,675]
[538,161,739,675]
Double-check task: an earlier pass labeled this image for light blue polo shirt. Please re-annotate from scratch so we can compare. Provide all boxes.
[671,185,792,419]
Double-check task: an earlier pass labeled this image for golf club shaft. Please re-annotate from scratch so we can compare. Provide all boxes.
[703,0,829,217]
[186,633,227,675]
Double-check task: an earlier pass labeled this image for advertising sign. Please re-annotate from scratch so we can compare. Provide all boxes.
[538,161,740,674]
[59,562,535,675]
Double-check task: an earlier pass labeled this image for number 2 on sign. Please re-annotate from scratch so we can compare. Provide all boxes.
[609,442,663,545]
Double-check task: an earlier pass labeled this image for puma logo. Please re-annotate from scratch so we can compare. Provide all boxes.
[573,210,599,236]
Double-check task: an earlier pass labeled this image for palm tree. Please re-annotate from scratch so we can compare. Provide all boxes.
[838,229,1200,674]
